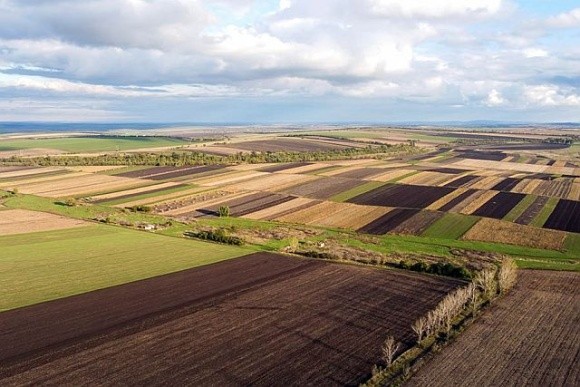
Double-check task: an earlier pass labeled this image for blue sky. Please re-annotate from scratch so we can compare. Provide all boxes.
[0,0,579,123]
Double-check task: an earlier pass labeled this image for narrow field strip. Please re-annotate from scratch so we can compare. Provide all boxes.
[421,213,480,239]
[502,194,537,222]
[0,209,88,236]
[529,197,559,227]
[330,181,387,202]
[459,190,499,215]
[98,184,194,206]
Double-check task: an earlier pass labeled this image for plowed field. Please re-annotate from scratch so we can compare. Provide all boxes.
[408,270,580,387]
[0,253,462,386]
[348,184,454,209]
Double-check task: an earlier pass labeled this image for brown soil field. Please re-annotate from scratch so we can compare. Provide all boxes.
[0,167,63,180]
[442,175,481,188]
[0,253,463,386]
[63,166,128,173]
[0,148,65,158]
[160,191,251,216]
[453,159,549,174]
[532,178,573,199]
[514,196,549,225]
[281,176,366,199]
[225,137,353,153]
[259,162,315,173]
[348,184,455,209]
[0,171,84,188]
[242,197,318,220]
[438,189,479,212]
[192,170,270,187]
[275,201,346,224]
[332,167,389,180]
[0,209,88,235]
[276,162,333,174]
[390,211,444,235]
[459,190,499,215]
[462,218,566,250]
[358,208,420,235]
[408,270,580,387]
[472,192,526,219]
[543,199,580,233]
[491,177,521,191]
[200,192,296,217]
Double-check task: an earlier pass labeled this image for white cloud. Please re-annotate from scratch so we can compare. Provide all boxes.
[485,89,506,106]
[546,8,580,28]
[524,85,580,107]
[367,0,503,19]
[522,48,548,58]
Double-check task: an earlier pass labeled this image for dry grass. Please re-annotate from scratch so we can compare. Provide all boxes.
[468,176,504,190]
[193,171,270,187]
[14,175,148,198]
[242,197,317,220]
[0,209,88,235]
[277,163,333,174]
[459,190,499,215]
[312,204,392,229]
[90,182,182,201]
[0,167,63,179]
[399,171,453,186]
[161,191,251,216]
[569,181,580,201]
[453,159,549,173]
[63,166,128,173]
[223,173,319,192]
[511,179,542,194]
[117,187,207,208]
[462,217,566,250]
[426,187,470,211]
[368,168,417,182]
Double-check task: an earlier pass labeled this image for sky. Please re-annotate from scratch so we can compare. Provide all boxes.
[0,0,579,123]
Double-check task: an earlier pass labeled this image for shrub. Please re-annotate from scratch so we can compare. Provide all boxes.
[218,205,230,217]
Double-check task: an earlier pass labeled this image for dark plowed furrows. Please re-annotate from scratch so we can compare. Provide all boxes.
[443,175,480,188]
[546,160,556,166]
[333,168,387,179]
[0,255,463,386]
[348,184,454,209]
[358,208,420,235]
[390,211,443,235]
[261,200,322,220]
[457,151,506,161]
[543,199,580,233]
[491,178,521,192]
[259,162,313,173]
[196,192,296,217]
[0,253,312,365]
[114,165,225,180]
[438,189,478,211]
[428,168,468,174]
[92,184,189,203]
[526,173,554,181]
[408,271,580,387]
[114,166,175,178]
[283,177,365,199]
[514,196,549,225]
[472,192,526,219]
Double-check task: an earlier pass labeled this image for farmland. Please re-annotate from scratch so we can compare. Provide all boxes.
[0,253,463,386]
[1,125,580,385]
[408,270,580,387]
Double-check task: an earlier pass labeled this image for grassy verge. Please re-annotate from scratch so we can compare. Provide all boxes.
[502,194,536,222]
[330,181,386,202]
[0,225,250,311]
[529,196,559,227]
[421,213,480,239]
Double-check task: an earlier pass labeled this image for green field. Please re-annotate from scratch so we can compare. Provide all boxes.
[421,213,480,239]
[330,181,386,202]
[529,196,559,227]
[0,225,250,311]
[0,136,189,153]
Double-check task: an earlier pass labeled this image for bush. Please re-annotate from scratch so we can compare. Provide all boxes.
[128,205,152,213]
[218,205,230,217]
[184,229,243,245]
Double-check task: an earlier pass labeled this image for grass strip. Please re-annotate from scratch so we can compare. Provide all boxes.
[329,181,387,202]
[502,194,537,222]
[529,196,559,227]
[421,213,480,239]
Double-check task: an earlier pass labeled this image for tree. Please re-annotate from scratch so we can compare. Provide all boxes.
[218,205,230,217]
[382,336,401,367]
[412,316,427,343]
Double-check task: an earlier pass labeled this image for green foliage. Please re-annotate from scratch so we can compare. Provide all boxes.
[422,213,480,239]
[128,204,152,213]
[529,197,559,227]
[218,205,230,218]
[184,229,244,245]
[397,260,472,279]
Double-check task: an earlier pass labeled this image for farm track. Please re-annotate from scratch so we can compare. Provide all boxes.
[407,270,580,387]
[0,253,463,386]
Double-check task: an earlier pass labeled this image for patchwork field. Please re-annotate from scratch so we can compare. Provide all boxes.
[408,270,580,387]
[0,253,463,386]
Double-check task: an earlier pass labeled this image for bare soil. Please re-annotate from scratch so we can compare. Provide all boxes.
[408,270,580,387]
[0,253,462,386]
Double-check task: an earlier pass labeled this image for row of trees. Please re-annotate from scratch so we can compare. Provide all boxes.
[0,144,417,167]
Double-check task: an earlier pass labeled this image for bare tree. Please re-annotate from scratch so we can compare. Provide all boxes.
[498,258,517,294]
[382,336,401,367]
[475,267,497,299]
[412,316,427,343]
